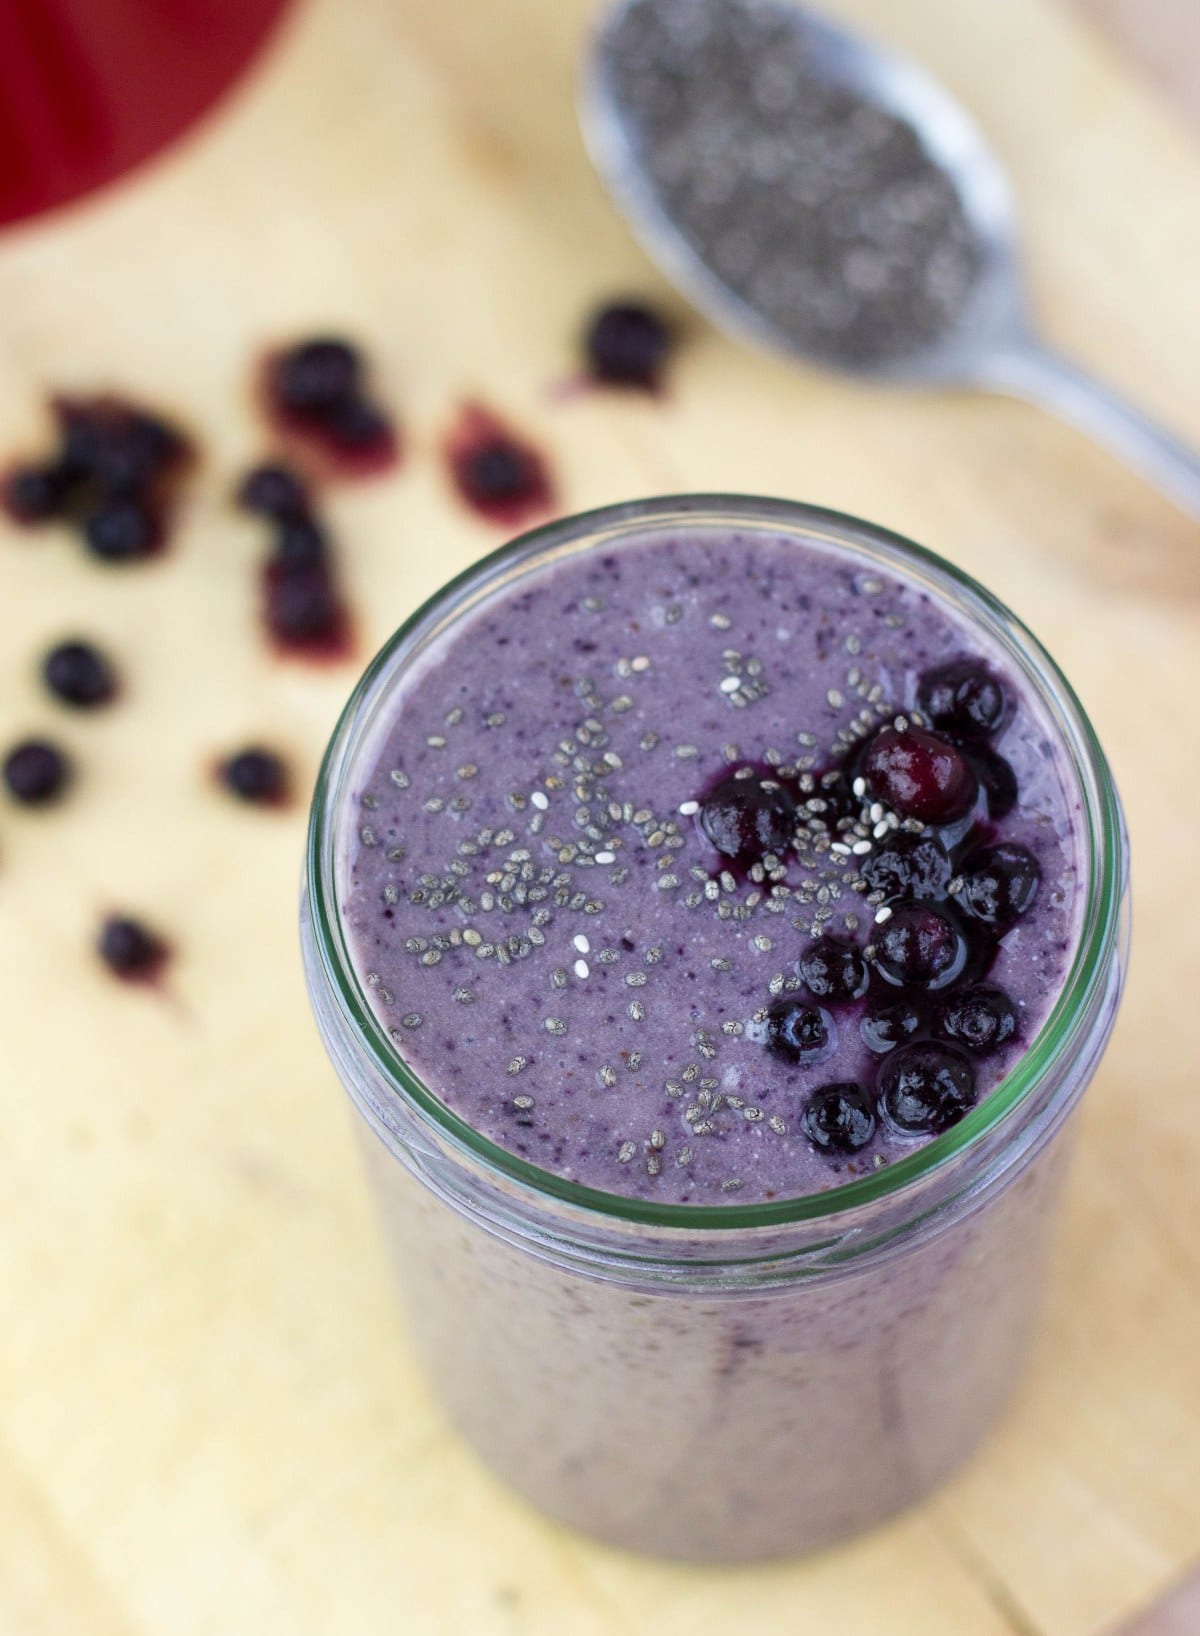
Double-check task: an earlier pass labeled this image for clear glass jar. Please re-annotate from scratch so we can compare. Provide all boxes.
[301,497,1129,1561]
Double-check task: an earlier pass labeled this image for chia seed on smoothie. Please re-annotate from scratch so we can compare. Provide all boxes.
[340,526,1079,1206]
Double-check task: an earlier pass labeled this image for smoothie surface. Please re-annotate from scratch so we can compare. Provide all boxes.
[340,526,1081,1204]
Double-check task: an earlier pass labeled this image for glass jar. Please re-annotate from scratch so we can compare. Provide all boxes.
[301,496,1128,1561]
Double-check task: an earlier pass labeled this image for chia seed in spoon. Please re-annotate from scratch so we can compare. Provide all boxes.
[598,0,982,367]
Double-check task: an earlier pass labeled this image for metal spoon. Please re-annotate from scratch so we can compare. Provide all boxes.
[580,0,1200,520]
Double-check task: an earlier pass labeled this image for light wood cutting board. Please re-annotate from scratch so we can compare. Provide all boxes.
[0,1,1197,1633]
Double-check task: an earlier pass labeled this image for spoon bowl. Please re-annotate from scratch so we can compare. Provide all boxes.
[581,0,1200,516]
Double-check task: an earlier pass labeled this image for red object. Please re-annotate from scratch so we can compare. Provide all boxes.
[0,0,291,228]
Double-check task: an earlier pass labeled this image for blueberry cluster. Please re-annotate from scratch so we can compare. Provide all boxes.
[235,460,349,653]
[699,659,1042,1160]
[265,338,395,465]
[2,395,191,562]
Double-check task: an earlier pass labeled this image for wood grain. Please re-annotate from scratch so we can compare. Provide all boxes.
[0,1,1197,1633]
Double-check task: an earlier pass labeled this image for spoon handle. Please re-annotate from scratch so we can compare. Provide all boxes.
[977,338,1200,522]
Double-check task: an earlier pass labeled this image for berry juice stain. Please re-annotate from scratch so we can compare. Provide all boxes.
[444,402,554,528]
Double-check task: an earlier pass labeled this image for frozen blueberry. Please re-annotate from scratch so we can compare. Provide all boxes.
[460,439,538,505]
[585,301,671,388]
[798,936,870,1003]
[267,564,342,643]
[968,746,1019,820]
[765,1001,833,1063]
[919,659,1008,741]
[939,986,1018,1055]
[271,338,362,415]
[327,396,392,452]
[3,461,76,522]
[84,498,159,562]
[272,515,329,571]
[3,738,71,804]
[699,769,796,867]
[878,1042,976,1134]
[862,723,977,824]
[860,998,926,1054]
[221,746,288,805]
[802,1082,876,1154]
[237,462,310,521]
[56,399,185,496]
[42,640,117,707]
[960,842,1040,926]
[860,833,952,903]
[97,915,166,977]
[873,904,967,990]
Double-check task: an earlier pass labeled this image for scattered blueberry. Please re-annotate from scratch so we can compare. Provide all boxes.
[221,746,289,805]
[3,738,71,804]
[765,1001,834,1063]
[861,998,926,1054]
[878,1042,976,1134]
[919,659,1008,741]
[97,915,167,979]
[585,301,671,388]
[270,338,362,415]
[42,640,117,708]
[860,833,952,902]
[461,440,537,505]
[272,515,329,570]
[236,462,310,521]
[56,398,187,496]
[961,842,1041,926]
[327,396,392,453]
[3,461,76,523]
[862,722,977,824]
[446,404,553,524]
[874,904,967,990]
[802,1081,876,1154]
[699,769,796,867]
[939,986,1018,1055]
[798,936,870,1003]
[265,563,344,646]
[84,498,159,562]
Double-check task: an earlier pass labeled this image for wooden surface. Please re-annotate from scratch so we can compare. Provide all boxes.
[1064,0,1200,124]
[0,1,1198,1632]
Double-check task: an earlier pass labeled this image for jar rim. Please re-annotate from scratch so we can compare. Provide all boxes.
[305,494,1125,1232]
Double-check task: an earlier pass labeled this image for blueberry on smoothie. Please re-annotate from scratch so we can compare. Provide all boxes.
[699,769,796,866]
[765,1001,833,1063]
[862,722,977,824]
[873,903,967,990]
[939,987,1018,1055]
[960,842,1041,925]
[878,1042,976,1134]
[798,937,870,1003]
[801,1081,875,1153]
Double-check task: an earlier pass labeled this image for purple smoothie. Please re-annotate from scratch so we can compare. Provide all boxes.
[340,527,1080,1204]
[306,501,1125,1559]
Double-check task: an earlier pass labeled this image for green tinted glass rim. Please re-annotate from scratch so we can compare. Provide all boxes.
[306,494,1124,1232]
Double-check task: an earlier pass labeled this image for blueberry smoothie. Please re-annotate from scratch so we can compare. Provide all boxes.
[341,530,1078,1201]
[304,499,1126,1558]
